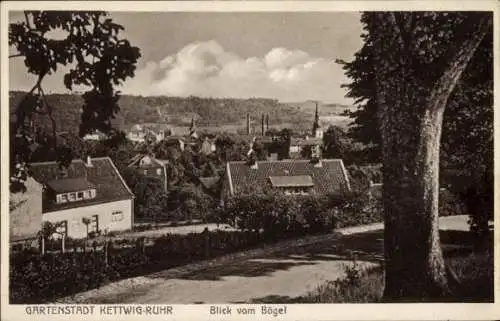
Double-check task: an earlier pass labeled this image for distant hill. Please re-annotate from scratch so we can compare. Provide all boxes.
[282,100,355,116]
[9,91,317,135]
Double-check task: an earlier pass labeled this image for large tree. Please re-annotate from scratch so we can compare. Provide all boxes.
[344,12,492,300]
[340,13,493,230]
[9,11,140,192]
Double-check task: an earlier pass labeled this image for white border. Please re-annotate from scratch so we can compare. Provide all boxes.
[1,1,499,321]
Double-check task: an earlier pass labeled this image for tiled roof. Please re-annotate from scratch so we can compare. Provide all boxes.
[29,157,134,213]
[226,159,350,196]
[47,178,96,193]
[269,175,314,188]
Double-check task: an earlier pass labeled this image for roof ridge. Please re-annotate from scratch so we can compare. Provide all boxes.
[105,156,135,197]
[227,158,344,164]
[30,159,84,166]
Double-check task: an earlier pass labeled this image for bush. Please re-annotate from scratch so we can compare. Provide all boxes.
[222,192,383,236]
[439,188,467,217]
[302,264,383,303]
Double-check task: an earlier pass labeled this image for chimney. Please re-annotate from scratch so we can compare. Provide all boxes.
[261,114,265,136]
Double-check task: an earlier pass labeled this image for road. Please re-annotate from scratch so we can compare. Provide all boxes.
[59,215,470,304]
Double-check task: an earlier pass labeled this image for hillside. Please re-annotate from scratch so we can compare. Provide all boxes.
[9,91,352,135]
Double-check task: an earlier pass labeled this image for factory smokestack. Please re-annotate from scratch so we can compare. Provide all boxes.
[261,114,265,136]
[246,113,251,135]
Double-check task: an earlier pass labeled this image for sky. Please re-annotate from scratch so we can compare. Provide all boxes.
[9,11,364,104]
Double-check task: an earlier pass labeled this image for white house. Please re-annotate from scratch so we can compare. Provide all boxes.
[82,130,107,141]
[28,157,135,239]
[10,177,43,246]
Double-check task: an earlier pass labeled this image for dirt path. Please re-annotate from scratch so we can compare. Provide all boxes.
[57,215,469,304]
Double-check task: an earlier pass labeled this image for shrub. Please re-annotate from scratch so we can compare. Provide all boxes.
[222,192,382,236]
[296,250,493,303]
[439,188,467,217]
[300,264,384,303]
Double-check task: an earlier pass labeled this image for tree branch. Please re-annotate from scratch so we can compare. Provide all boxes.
[9,53,23,58]
[38,85,58,148]
[428,15,492,113]
[387,12,405,52]
[13,73,46,135]
[24,11,32,29]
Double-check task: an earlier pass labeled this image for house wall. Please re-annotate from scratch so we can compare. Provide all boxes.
[10,177,43,242]
[43,199,133,239]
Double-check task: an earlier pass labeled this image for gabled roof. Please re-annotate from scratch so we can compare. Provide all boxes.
[29,157,134,213]
[225,159,350,196]
[47,178,96,193]
[269,175,314,188]
[128,154,166,168]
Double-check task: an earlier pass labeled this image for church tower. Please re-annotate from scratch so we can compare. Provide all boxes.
[312,102,323,139]
[311,101,323,160]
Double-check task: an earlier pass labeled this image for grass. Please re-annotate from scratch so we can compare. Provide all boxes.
[295,249,493,303]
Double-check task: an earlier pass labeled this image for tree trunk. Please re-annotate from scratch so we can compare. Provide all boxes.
[61,233,66,253]
[41,235,45,255]
[382,105,451,300]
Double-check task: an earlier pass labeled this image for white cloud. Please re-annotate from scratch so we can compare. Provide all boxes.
[120,40,351,103]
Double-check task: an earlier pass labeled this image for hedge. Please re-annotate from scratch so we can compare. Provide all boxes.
[10,191,383,304]
[10,230,266,304]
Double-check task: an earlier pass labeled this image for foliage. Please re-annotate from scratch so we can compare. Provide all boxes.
[215,134,250,162]
[339,12,493,229]
[121,168,169,221]
[9,11,140,192]
[166,183,217,222]
[296,249,493,303]
[322,125,348,159]
[9,91,311,133]
[222,191,382,235]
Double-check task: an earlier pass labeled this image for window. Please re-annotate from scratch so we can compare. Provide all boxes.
[55,221,68,236]
[143,169,148,175]
[156,168,162,176]
[283,187,309,196]
[58,194,68,204]
[112,211,124,222]
[77,191,84,200]
[68,192,76,201]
